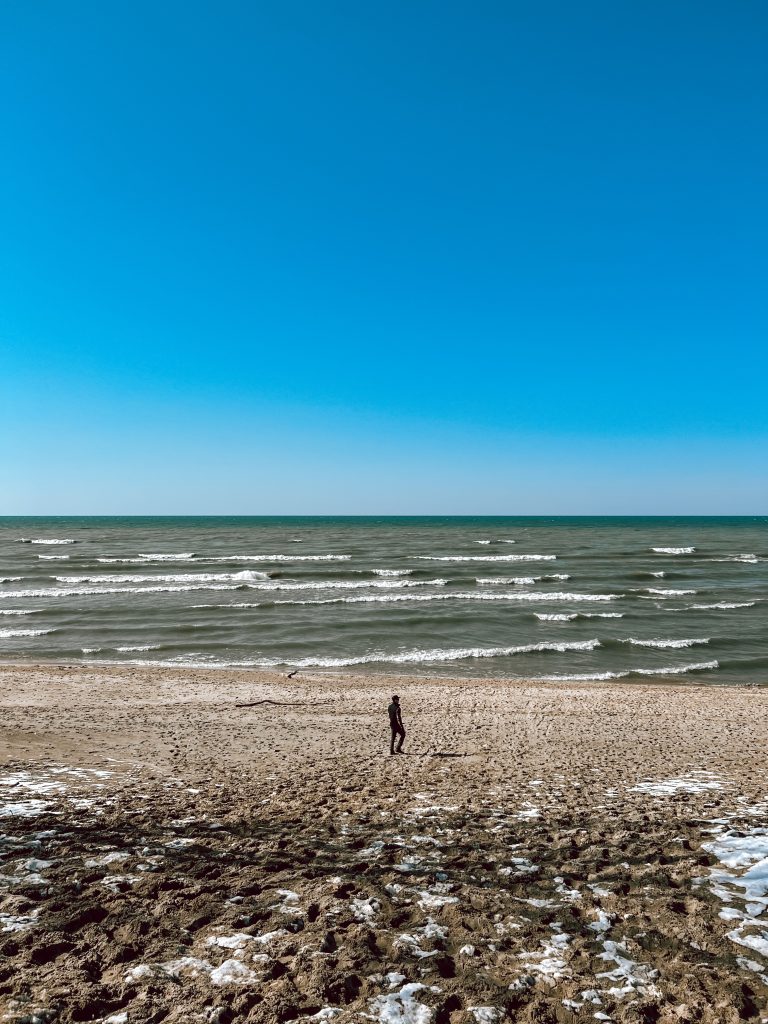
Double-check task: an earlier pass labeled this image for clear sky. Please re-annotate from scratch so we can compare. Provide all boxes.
[1,1,765,514]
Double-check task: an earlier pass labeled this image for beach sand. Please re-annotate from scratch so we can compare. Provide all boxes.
[1,663,767,1023]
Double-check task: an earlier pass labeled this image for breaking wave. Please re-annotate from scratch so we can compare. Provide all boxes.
[54,571,271,585]
[0,628,57,638]
[534,661,718,682]
[624,637,710,649]
[651,547,696,555]
[417,554,556,562]
[252,638,601,668]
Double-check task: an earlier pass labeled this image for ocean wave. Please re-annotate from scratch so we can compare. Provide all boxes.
[644,588,696,597]
[0,609,41,616]
[54,570,271,585]
[0,578,22,584]
[115,645,162,652]
[197,590,620,609]
[0,584,252,599]
[476,540,491,545]
[97,556,195,564]
[20,538,76,545]
[251,638,601,668]
[707,554,760,563]
[417,554,556,562]
[581,612,624,618]
[685,602,756,611]
[477,576,539,585]
[0,628,56,638]
[38,555,70,561]
[207,554,351,562]
[535,611,624,621]
[639,660,719,675]
[477,573,571,585]
[534,660,718,682]
[651,547,696,555]
[372,569,413,577]
[624,638,710,649]
[238,589,617,606]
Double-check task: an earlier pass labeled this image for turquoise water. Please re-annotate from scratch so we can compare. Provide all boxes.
[0,517,766,684]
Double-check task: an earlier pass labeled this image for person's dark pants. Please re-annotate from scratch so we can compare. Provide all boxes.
[390,725,405,753]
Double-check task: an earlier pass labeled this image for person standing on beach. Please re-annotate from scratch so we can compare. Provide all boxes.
[388,695,406,754]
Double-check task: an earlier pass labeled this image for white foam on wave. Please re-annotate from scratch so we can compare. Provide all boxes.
[477,573,571,585]
[207,554,351,562]
[686,602,756,611]
[535,611,625,621]
[0,584,253,599]
[625,637,709,649]
[115,645,161,652]
[253,638,601,668]
[651,546,696,555]
[641,660,718,675]
[23,538,76,545]
[478,576,539,585]
[708,554,761,563]
[0,628,56,638]
[644,588,696,597]
[372,569,413,577]
[38,555,70,561]
[54,570,271,585]
[261,589,617,606]
[534,660,718,682]
[476,540,491,545]
[0,609,41,616]
[418,554,555,562]
[0,578,447,599]
[0,578,22,584]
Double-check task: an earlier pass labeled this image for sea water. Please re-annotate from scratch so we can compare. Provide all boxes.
[0,517,765,683]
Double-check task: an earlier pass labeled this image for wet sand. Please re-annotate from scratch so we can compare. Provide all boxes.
[1,663,768,1023]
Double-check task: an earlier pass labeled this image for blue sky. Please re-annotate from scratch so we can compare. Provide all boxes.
[1,1,765,513]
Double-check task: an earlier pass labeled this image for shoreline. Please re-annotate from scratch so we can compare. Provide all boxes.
[0,657,763,690]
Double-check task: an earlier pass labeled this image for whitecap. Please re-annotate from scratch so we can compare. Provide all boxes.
[418,554,555,561]
[651,546,695,554]
[0,610,41,616]
[0,628,56,638]
[639,660,718,675]
[115,645,161,652]
[54,570,270,584]
[687,602,756,610]
[645,588,696,597]
[251,638,601,668]
[0,578,447,599]
[535,613,578,621]
[206,554,351,562]
[708,554,760,563]
[625,638,709,649]
[477,576,540,585]
[0,578,22,583]
[26,539,76,545]
[534,660,718,681]
[372,569,413,577]
[262,590,617,606]
[37,555,70,561]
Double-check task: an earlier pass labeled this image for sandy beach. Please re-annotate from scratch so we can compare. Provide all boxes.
[2,663,768,1023]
